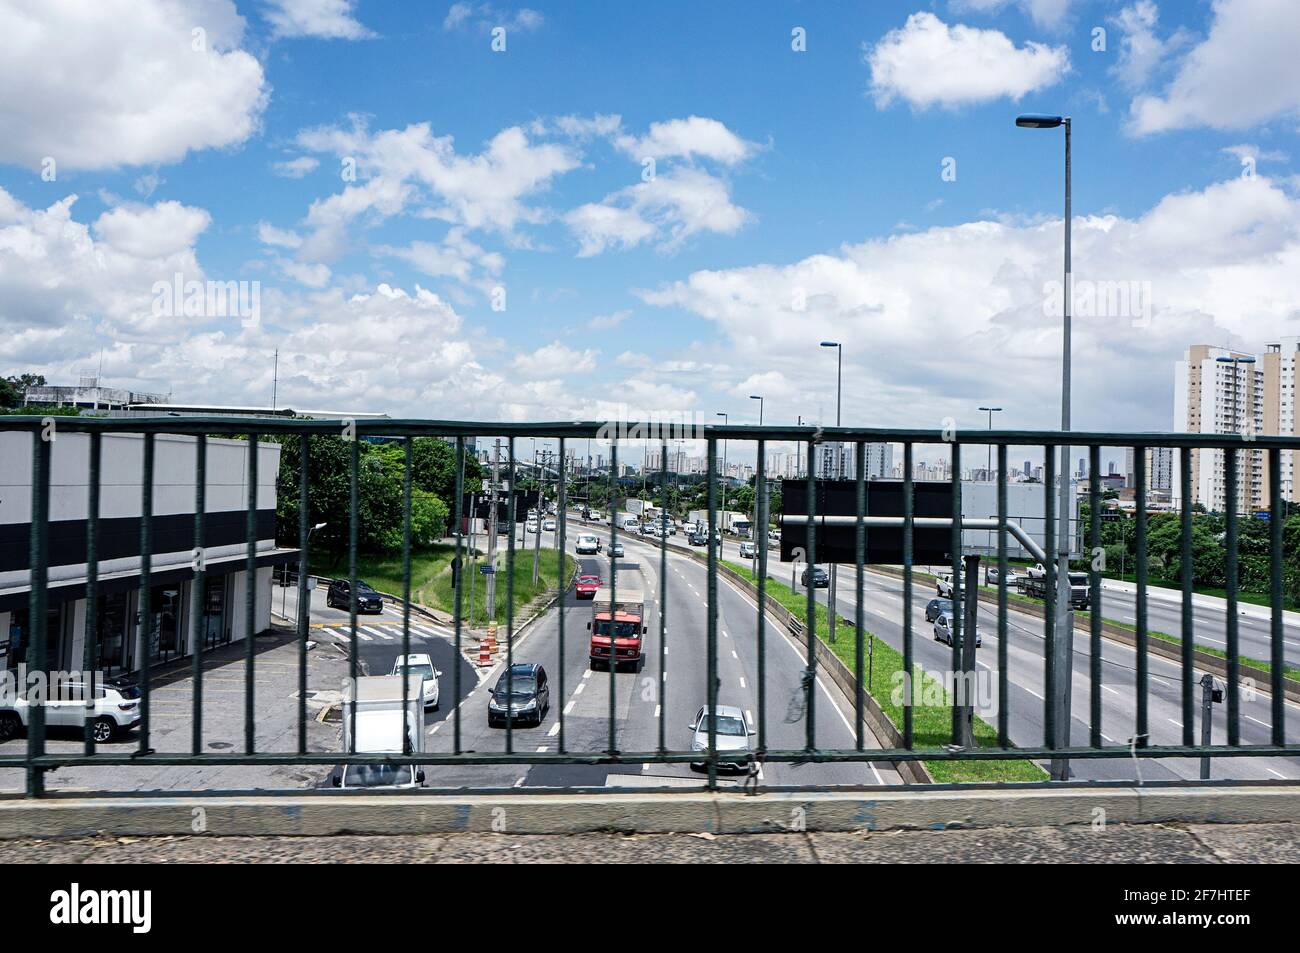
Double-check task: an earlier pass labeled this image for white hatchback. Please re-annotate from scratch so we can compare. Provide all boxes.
[390,654,442,709]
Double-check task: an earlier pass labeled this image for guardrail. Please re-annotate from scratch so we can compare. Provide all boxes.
[2,415,1298,796]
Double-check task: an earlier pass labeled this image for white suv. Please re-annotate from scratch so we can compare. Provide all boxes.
[0,677,142,743]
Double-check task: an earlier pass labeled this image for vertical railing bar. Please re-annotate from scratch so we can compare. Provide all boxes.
[348,438,359,757]
[660,440,670,756]
[140,432,155,757]
[1043,445,1057,750]
[506,437,517,752]
[192,435,207,755]
[453,437,466,755]
[1224,443,1239,745]
[1088,444,1101,749]
[26,428,50,797]
[1136,444,1149,748]
[295,434,306,756]
[1269,447,1284,746]
[996,443,1009,748]
[854,441,865,751]
[803,439,817,752]
[400,437,413,754]
[607,441,618,755]
[1180,446,1194,744]
[243,431,256,756]
[755,438,768,753]
[949,442,962,745]
[902,442,914,749]
[706,436,719,788]
[555,438,567,754]
[84,431,101,756]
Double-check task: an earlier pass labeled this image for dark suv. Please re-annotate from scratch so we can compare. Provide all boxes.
[487,663,550,728]
[326,578,384,613]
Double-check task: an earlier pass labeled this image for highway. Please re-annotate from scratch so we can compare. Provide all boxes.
[416,523,900,790]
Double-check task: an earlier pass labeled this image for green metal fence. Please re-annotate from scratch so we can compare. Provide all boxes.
[2,415,1298,796]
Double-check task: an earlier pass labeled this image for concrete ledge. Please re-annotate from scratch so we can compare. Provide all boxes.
[2,786,1298,838]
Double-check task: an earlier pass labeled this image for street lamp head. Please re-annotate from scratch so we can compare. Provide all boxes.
[313,521,328,530]
[819,341,839,348]
[1216,355,1257,364]
[749,395,762,401]
[1016,114,1063,128]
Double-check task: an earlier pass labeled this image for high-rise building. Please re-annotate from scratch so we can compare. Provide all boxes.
[1172,344,1268,512]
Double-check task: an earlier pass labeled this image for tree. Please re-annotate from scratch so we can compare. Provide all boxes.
[0,373,47,409]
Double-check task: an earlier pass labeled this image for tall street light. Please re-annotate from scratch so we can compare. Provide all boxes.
[978,406,1003,478]
[1017,111,1072,779]
[717,412,729,535]
[749,395,764,574]
[820,341,843,644]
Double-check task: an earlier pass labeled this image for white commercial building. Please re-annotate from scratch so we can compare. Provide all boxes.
[1,431,296,678]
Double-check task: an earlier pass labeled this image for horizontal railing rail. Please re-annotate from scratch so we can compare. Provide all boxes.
[1,414,1296,797]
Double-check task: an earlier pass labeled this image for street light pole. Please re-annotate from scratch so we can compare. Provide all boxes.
[716,412,729,537]
[979,406,1003,557]
[821,341,843,644]
[1017,112,1073,779]
[749,395,764,574]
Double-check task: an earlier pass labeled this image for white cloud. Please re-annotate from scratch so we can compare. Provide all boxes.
[866,12,1068,109]
[133,174,165,198]
[378,228,505,287]
[639,176,1300,433]
[614,117,757,165]
[951,0,1076,30]
[566,167,751,257]
[258,222,303,249]
[273,156,321,178]
[0,188,212,340]
[588,309,631,330]
[442,3,544,33]
[1108,1,1192,91]
[1128,0,1300,135]
[512,341,598,378]
[292,119,582,261]
[263,0,374,39]
[0,0,268,171]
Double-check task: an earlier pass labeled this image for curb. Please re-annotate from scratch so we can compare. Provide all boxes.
[2,786,1297,838]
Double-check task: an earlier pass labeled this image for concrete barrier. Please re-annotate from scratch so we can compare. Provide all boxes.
[2,786,1297,838]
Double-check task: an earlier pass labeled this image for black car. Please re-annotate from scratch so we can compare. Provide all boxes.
[326,578,383,613]
[487,663,550,728]
[801,566,829,588]
[925,597,953,623]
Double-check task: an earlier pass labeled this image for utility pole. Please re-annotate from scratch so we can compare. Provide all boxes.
[532,448,548,584]
[486,439,501,621]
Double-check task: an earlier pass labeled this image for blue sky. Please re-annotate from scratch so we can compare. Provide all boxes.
[2,0,1299,462]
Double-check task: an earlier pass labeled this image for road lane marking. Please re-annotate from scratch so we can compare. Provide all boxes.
[536,745,548,752]
[562,701,576,715]
[654,704,661,717]
[548,721,561,735]
[739,677,746,688]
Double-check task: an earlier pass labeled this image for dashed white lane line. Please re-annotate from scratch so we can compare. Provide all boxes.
[514,777,525,787]
[583,670,592,680]
[536,745,548,752]
[563,700,576,715]
[1102,685,1121,696]
[1245,714,1270,728]
[739,677,747,689]
[731,650,738,659]
[746,709,754,725]
[548,721,561,736]
[654,704,661,718]
[1167,718,1182,728]
[574,683,586,695]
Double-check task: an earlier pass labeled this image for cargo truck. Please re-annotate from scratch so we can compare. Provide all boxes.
[588,581,647,671]
[334,674,426,789]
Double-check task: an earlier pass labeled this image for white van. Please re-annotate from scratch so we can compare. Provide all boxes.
[575,533,601,554]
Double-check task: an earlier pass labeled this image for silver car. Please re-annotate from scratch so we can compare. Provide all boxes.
[933,613,982,648]
[688,704,755,772]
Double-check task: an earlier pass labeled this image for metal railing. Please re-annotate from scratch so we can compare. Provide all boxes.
[2,414,1298,796]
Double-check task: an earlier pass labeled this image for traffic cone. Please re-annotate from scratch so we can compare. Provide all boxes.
[477,641,494,666]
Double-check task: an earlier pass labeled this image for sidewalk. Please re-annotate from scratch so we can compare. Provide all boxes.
[2,822,1296,863]
[0,627,345,794]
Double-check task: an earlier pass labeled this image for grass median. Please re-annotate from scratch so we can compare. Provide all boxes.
[723,561,1047,783]
[309,544,576,627]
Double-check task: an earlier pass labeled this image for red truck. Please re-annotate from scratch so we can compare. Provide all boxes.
[587,585,646,671]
